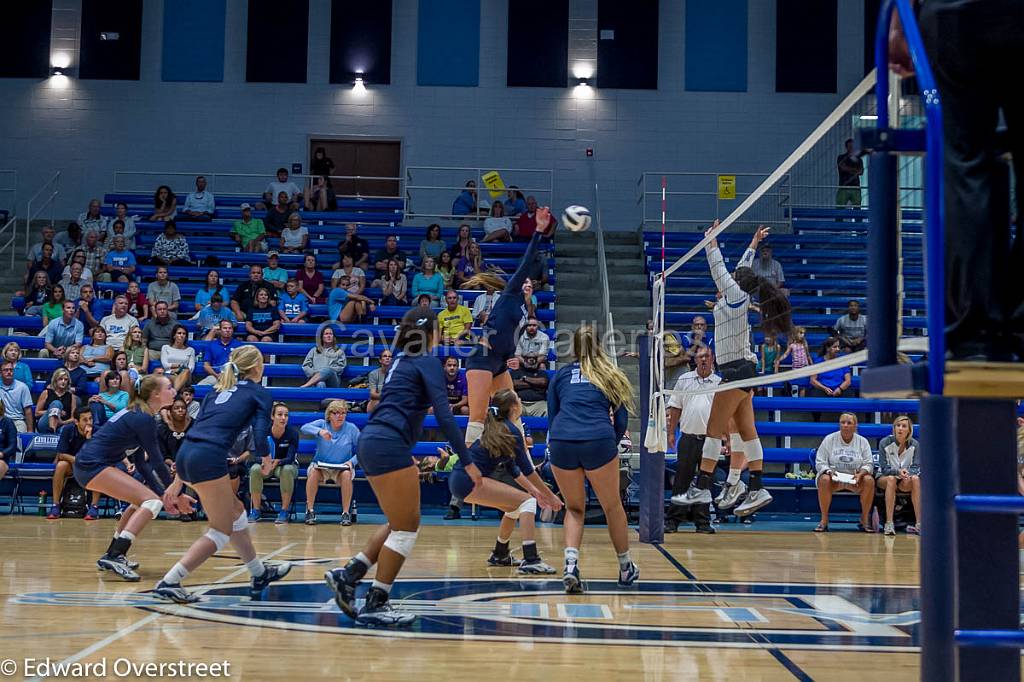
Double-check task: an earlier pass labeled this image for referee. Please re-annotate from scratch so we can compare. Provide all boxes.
[665,346,719,534]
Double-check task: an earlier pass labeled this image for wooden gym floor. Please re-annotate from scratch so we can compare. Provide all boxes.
[0,515,923,681]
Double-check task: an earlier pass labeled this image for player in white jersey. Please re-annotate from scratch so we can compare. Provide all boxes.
[674,224,792,517]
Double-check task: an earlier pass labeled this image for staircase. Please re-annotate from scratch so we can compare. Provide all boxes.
[0,259,25,314]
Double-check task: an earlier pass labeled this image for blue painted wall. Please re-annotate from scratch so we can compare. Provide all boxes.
[162,0,226,82]
[684,0,747,92]
[417,0,480,86]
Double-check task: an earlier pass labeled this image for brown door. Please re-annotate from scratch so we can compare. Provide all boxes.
[309,139,401,198]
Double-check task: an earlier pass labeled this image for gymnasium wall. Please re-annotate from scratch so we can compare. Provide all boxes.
[0,0,870,230]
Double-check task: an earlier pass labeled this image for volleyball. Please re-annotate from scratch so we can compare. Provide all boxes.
[562,204,592,232]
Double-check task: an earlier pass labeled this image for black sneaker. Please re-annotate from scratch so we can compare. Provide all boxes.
[563,563,585,594]
[443,506,461,520]
[97,554,140,582]
[250,562,292,598]
[664,523,679,534]
[304,510,317,525]
[152,580,198,604]
[695,525,717,534]
[324,568,359,619]
[487,551,516,567]
[355,587,416,627]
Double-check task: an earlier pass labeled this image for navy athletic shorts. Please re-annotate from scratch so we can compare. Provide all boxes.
[464,342,511,376]
[73,458,113,488]
[176,443,229,485]
[548,438,618,471]
[357,435,415,476]
[718,359,758,392]
[448,466,476,499]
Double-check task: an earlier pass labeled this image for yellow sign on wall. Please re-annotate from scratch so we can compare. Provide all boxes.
[717,175,736,200]
[481,170,506,200]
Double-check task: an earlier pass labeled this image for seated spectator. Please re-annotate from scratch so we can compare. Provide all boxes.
[411,256,445,304]
[437,250,456,289]
[58,344,90,397]
[366,349,393,412]
[77,231,107,276]
[327,276,376,323]
[300,326,347,388]
[509,355,549,416]
[504,186,527,217]
[78,200,107,241]
[100,295,139,350]
[150,185,177,222]
[25,242,64,289]
[195,269,231,313]
[304,174,337,211]
[2,343,33,389]
[200,319,241,385]
[522,245,550,290]
[295,252,325,304]
[452,180,478,216]
[124,280,149,322]
[60,262,88,302]
[482,201,513,243]
[877,415,921,536]
[40,284,67,326]
[146,266,181,315]
[372,258,408,306]
[514,196,545,242]
[180,385,200,419]
[311,146,335,177]
[181,175,215,221]
[516,316,550,360]
[301,400,361,526]
[23,271,51,317]
[814,413,875,532]
[123,325,148,377]
[109,350,136,398]
[0,361,33,432]
[99,235,136,283]
[197,294,238,340]
[681,316,715,362]
[265,191,293,237]
[231,264,277,321]
[42,300,84,360]
[263,251,288,290]
[47,408,100,520]
[331,254,366,295]
[81,326,113,377]
[55,222,83,253]
[449,223,473,261]
[157,397,193,475]
[438,290,474,344]
[277,278,309,323]
[0,402,18,483]
[454,241,487,289]
[372,235,409,280]
[249,402,300,523]
[442,357,468,415]
[420,223,447,263]
[472,283,499,324]
[835,300,867,352]
[160,324,195,392]
[279,212,309,254]
[34,367,77,434]
[263,167,301,209]
[109,202,138,248]
[751,242,787,293]
[89,370,129,426]
[143,301,175,353]
[150,220,191,266]
[27,224,68,264]
[810,337,853,400]
[61,250,93,286]
[246,287,281,342]
[414,293,433,309]
[337,223,370,269]
[231,204,267,253]
[76,283,103,332]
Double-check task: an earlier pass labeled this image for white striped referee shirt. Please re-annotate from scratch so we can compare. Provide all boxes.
[667,369,722,435]
[707,244,757,366]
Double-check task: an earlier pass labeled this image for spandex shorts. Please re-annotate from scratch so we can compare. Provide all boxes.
[448,466,476,499]
[464,342,511,376]
[548,438,618,471]
[357,436,416,477]
[73,458,114,489]
[176,443,230,485]
[718,359,758,392]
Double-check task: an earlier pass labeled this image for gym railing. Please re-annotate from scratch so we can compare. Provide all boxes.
[403,166,553,222]
[25,170,60,251]
[112,171,404,202]
[636,171,791,232]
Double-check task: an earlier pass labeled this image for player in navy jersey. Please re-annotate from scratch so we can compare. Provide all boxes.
[73,374,192,582]
[443,389,562,573]
[324,309,481,627]
[153,345,289,604]
[547,325,638,593]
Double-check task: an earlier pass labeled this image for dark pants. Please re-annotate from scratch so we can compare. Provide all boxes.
[920,0,1024,354]
[666,434,711,529]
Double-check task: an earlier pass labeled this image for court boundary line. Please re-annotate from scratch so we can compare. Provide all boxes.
[25,543,295,682]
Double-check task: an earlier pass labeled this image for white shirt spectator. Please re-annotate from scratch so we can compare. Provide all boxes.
[472,291,499,321]
[815,431,874,480]
[160,344,196,373]
[483,216,512,237]
[61,265,94,286]
[100,312,140,351]
[266,180,301,202]
[184,190,216,216]
[667,369,722,435]
[281,224,309,249]
[516,329,550,358]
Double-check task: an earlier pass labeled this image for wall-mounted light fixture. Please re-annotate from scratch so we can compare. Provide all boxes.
[352,76,367,95]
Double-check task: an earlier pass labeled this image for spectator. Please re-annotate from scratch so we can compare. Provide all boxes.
[442,357,469,415]
[509,355,549,416]
[25,242,63,289]
[277,278,309,323]
[27,225,68,264]
[372,235,409,280]
[279,213,309,254]
[47,408,99,520]
[59,344,90,397]
[750,243,786,293]
[123,326,148,377]
[150,221,191,266]
[0,403,19,483]
[331,254,366,295]
[78,200,107,240]
[455,241,486,289]
[99,235,136,283]
[759,334,781,379]
[77,231,107,276]
[99,295,139,350]
[327,276,375,323]
[23,271,51,317]
[42,300,84,360]
[60,262,88,302]
[449,223,473,261]
[146,266,182,315]
[516,316,550,361]
[109,350,135,397]
[836,138,864,209]
[0,361,33,432]
[231,264,277,321]
[437,250,456,289]
[55,222,83,253]
[150,185,177,222]
[182,175,215,221]
[156,397,193,476]
[231,204,267,253]
[61,250,94,285]
[265,191,293,236]
[180,385,200,419]
[249,402,300,524]
[372,258,408,306]
[40,284,67,326]
[311,146,335,178]
[263,167,301,209]
[199,319,241,385]
[834,300,867,352]
[482,201,513,243]
[196,294,237,340]
[301,400,361,526]
[89,370,129,427]
[109,203,138,249]
[521,279,539,322]
[876,415,921,536]
[76,283,103,333]
[452,180,478,216]
[420,223,447,263]
[245,287,281,342]
[143,301,175,353]
[194,269,231,313]
[34,367,77,433]
[2,343,32,389]
[411,256,445,304]
[300,326,347,388]
[814,413,875,532]
[438,290,474,344]
[337,223,370,270]
[304,175,337,211]
[681,316,715,362]
[81,326,112,378]
[504,186,527,217]
[366,349,393,413]
[124,280,149,321]
[414,293,433,309]
[776,326,813,395]
[810,338,853,401]
[471,283,499,325]
[514,196,545,242]
[160,324,195,392]
[263,251,289,290]
[295,253,325,304]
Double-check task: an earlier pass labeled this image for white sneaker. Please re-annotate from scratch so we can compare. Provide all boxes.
[884,522,896,536]
[670,483,712,506]
[734,488,773,517]
[717,481,748,510]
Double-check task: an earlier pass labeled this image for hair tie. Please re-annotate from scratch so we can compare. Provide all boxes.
[487,406,500,417]
[228,361,239,376]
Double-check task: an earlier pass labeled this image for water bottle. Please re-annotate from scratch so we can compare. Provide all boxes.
[37,491,48,516]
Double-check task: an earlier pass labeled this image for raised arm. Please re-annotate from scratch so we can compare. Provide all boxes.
[423,361,472,465]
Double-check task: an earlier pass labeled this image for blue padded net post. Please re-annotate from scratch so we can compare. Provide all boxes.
[638,333,664,544]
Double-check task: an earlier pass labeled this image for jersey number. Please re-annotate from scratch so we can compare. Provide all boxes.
[215,387,238,404]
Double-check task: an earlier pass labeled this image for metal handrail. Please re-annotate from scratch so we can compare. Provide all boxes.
[0,214,18,269]
[25,170,61,252]
[111,171,404,201]
[404,166,554,222]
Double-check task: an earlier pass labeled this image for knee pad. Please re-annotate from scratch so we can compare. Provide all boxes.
[204,528,230,551]
[140,498,163,520]
[465,420,484,445]
[730,434,745,454]
[743,438,764,462]
[383,529,419,558]
[232,509,248,532]
[504,496,537,521]
[701,436,722,462]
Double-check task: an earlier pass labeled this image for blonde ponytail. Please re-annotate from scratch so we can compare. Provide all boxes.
[574,325,635,413]
[215,345,263,393]
[461,272,507,292]
[131,374,171,415]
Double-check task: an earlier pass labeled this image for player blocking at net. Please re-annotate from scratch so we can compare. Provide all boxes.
[674,223,792,516]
